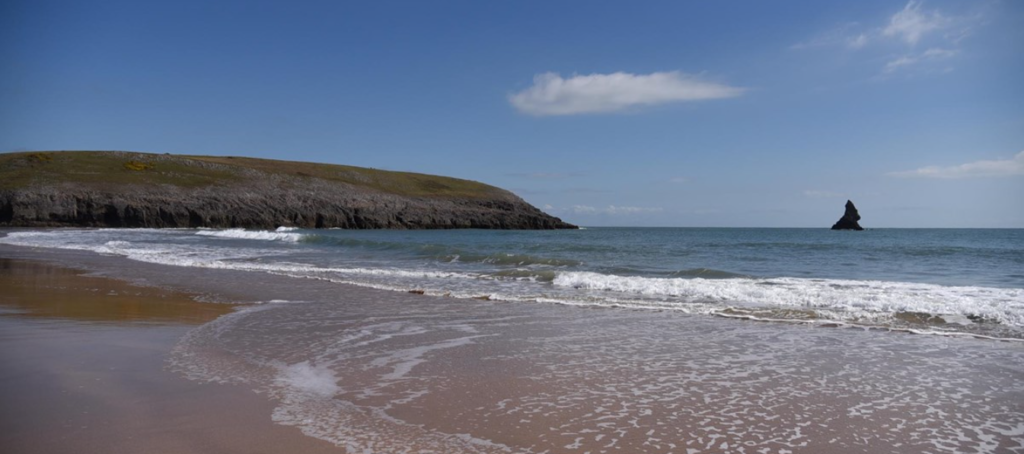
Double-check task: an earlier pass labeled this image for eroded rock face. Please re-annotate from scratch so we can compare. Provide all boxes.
[0,180,576,230]
[831,200,864,231]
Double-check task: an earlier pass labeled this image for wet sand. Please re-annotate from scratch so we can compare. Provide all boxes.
[2,244,1023,454]
[0,258,343,454]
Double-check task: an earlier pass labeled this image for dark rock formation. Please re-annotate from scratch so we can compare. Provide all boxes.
[831,200,864,230]
[0,187,575,230]
[0,151,576,230]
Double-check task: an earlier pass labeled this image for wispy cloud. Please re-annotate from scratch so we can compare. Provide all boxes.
[570,205,664,215]
[883,47,958,73]
[803,190,847,198]
[791,22,869,50]
[509,71,744,116]
[889,151,1024,179]
[847,33,870,49]
[793,1,979,75]
[883,1,949,45]
[669,177,687,184]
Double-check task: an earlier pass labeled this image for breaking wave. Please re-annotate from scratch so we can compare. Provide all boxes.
[552,271,1024,328]
[195,227,306,242]
[2,228,1022,338]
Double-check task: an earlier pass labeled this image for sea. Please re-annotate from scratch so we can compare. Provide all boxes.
[2,227,1023,453]
[2,227,1022,339]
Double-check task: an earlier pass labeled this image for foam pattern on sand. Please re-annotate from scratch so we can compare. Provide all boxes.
[168,293,1024,454]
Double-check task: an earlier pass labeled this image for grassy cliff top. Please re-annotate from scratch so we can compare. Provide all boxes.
[0,151,508,199]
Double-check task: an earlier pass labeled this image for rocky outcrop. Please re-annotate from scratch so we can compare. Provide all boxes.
[831,200,864,230]
[0,152,576,230]
[0,184,575,230]
[0,186,576,229]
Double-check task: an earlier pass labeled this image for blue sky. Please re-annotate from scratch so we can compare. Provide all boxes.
[2,0,1022,227]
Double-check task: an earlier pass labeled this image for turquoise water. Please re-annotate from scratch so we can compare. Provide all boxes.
[2,227,1022,338]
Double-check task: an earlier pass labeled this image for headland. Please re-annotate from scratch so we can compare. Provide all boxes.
[0,151,575,230]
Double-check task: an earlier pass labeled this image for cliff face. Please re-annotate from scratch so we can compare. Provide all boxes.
[0,151,576,230]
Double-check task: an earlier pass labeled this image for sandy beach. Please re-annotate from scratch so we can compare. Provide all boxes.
[2,242,1023,454]
[4,0,1022,451]
[0,257,342,454]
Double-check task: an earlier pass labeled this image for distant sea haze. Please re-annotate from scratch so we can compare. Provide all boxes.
[3,227,1022,340]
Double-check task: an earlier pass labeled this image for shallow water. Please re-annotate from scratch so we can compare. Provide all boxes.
[2,227,1022,338]
[172,295,1024,454]
[0,259,340,454]
[3,243,1023,454]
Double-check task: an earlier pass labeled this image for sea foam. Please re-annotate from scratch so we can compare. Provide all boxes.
[3,228,1023,337]
[553,271,1024,327]
[275,361,341,397]
[195,228,305,242]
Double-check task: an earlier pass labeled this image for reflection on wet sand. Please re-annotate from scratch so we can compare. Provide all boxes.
[0,258,343,454]
[0,258,234,324]
[3,251,1023,454]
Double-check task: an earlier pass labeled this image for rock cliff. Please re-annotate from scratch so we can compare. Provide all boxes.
[0,151,576,230]
[831,200,864,230]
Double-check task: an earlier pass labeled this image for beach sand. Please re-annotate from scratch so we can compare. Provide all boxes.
[2,245,1022,454]
[0,258,343,454]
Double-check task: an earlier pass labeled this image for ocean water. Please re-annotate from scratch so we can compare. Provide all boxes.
[2,227,1021,339]
[3,227,1024,453]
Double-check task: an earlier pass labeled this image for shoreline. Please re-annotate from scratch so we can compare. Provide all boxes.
[3,243,1024,453]
[0,256,343,454]
[2,227,1021,342]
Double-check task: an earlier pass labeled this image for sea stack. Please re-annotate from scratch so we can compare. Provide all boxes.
[831,200,864,230]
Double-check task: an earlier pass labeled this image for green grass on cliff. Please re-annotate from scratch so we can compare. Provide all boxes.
[0,151,506,199]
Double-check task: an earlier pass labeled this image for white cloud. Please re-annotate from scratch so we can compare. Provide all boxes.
[790,22,861,50]
[883,55,917,72]
[570,205,597,214]
[889,151,1024,179]
[793,1,979,75]
[883,47,958,73]
[803,190,847,198]
[606,205,664,215]
[883,1,948,45]
[923,48,957,58]
[509,71,744,116]
[847,33,870,49]
[669,177,687,184]
[570,205,664,215]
